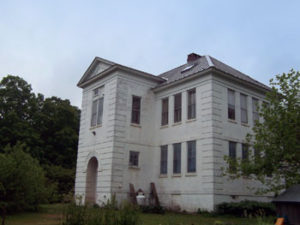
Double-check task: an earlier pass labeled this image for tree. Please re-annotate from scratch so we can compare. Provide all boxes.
[0,75,80,201]
[225,69,300,194]
[0,143,48,225]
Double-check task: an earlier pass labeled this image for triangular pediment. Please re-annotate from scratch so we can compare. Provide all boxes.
[77,57,115,87]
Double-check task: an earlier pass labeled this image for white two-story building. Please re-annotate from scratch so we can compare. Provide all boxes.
[75,53,272,211]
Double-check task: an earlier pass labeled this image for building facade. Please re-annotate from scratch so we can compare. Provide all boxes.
[75,53,272,211]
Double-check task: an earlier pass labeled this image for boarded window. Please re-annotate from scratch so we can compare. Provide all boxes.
[240,94,248,123]
[160,145,168,174]
[173,143,181,174]
[161,98,169,126]
[174,93,182,123]
[91,97,104,127]
[129,151,139,167]
[187,140,196,173]
[229,141,237,171]
[252,98,259,124]
[187,89,196,119]
[131,96,141,124]
[228,89,235,120]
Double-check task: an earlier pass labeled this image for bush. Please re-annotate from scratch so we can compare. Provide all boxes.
[216,200,276,217]
[140,205,165,214]
[0,143,48,224]
[62,201,140,225]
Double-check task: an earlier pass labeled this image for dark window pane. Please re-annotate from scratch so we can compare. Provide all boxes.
[131,96,141,124]
[129,151,139,166]
[91,100,97,127]
[188,89,196,119]
[174,93,182,123]
[161,98,169,126]
[187,141,196,173]
[173,143,181,173]
[96,97,103,125]
[160,145,168,174]
[240,94,248,123]
[242,144,249,161]
[228,89,235,120]
[229,141,236,171]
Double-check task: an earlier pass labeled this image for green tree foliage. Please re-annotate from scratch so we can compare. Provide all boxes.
[225,69,300,194]
[0,75,80,201]
[0,143,47,224]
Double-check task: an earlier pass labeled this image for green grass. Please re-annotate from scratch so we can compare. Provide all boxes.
[5,204,275,225]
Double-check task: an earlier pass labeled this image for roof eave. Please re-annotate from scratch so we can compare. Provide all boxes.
[78,64,165,88]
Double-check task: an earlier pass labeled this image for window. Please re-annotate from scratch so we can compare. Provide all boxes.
[242,144,249,161]
[187,141,196,173]
[240,94,248,123]
[131,96,141,124]
[91,87,104,127]
[252,98,259,124]
[174,93,182,123]
[129,151,139,167]
[161,98,169,126]
[160,145,168,174]
[173,143,181,174]
[228,89,235,120]
[187,89,196,120]
[229,141,237,171]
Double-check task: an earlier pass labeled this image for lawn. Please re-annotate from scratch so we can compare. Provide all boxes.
[5,204,274,225]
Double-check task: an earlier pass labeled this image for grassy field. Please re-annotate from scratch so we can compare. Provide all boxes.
[5,204,274,225]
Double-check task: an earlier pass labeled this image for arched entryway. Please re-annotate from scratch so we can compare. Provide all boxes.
[85,157,98,204]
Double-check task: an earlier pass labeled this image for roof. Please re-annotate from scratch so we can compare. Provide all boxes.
[157,55,270,91]
[78,54,270,92]
[77,57,165,88]
[273,184,300,203]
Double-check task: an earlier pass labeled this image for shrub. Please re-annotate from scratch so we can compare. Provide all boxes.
[140,205,165,214]
[62,201,140,225]
[216,200,276,217]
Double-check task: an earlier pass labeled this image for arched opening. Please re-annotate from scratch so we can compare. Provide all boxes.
[85,157,98,204]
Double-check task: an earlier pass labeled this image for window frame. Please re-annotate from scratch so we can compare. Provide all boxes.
[228,89,235,120]
[240,93,248,124]
[187,140,196,173]
[131,95,141,124]
[173,143,181,174]
[187,89,196,120]
[160,145,168,175]
[252,98,259,125]
[161,98,169,126]
[174,93,182,123]
[228,141,237,171]
[129,151,139,167]
[90,87,104,127]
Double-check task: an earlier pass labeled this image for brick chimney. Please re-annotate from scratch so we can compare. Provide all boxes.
[187,53,201,63]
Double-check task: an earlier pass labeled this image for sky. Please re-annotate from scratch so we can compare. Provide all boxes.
[1,0,299,108]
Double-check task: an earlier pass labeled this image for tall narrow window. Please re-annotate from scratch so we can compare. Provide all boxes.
[131,96,141,124]
[160,145,168,174]
[173,143,181,174]
[240,94,248,123]
[242,144,249,161]
[187,141,196,173]
[161,98,169,126]
[91,87,104,127]
[228,89,235,120]
[252,98,259,125]
[187,89,196,120]
[174,93,182,123]
[229,141,236,171]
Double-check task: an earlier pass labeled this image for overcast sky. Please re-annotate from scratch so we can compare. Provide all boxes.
[1,0,299,108]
